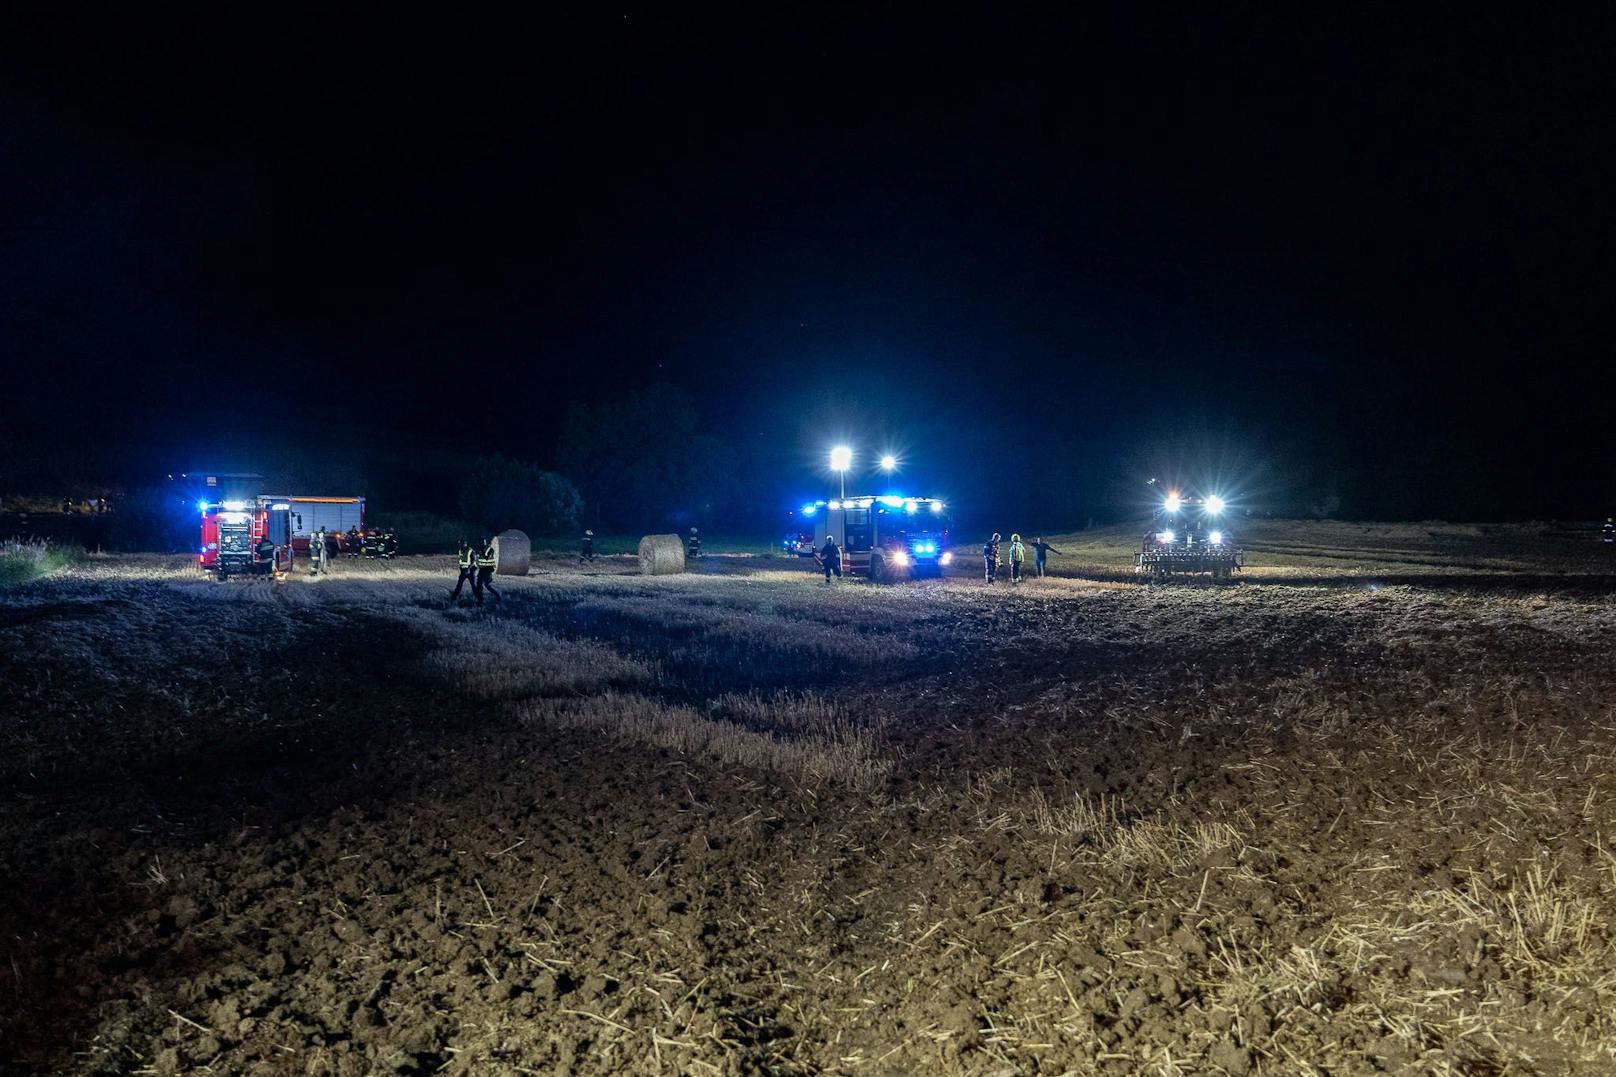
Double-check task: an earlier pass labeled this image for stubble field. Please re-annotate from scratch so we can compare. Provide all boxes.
[3,522,1615,1075]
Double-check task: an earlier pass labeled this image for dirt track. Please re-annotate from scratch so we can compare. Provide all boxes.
[4,536,1616,1074]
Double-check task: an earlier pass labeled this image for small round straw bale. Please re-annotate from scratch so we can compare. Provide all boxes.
[493,529,531,576]
[638,534,686,575]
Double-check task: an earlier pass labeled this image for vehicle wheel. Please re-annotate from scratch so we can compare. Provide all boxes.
[868,555,885,583]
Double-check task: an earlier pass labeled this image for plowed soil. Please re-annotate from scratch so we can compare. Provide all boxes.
[4,531,1616,1074]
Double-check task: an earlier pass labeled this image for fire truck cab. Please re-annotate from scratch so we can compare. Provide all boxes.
[199,498,293,579]
[804,495,953,580]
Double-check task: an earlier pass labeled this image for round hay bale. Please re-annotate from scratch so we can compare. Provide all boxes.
[638,533,686,575]
[493,529,531,576]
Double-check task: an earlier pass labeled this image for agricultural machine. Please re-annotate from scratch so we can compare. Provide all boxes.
[198,498,293,579]
[798,495,953,580]
[1136,491,1242,581]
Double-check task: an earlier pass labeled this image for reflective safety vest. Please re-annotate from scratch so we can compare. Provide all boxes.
[1009,541,1025,564]
[477,545,496,569]
[458,547,474,569]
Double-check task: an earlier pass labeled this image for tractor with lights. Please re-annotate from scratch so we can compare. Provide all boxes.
[1136,491,1242,581]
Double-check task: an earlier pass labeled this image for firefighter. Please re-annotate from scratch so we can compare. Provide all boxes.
[346,527,361,557]
[1008,534,1026,584]
[819,534,842,582]
[361,528,379,559]
[450,540,477,603]
[382,528,398,559]
[255,535,275,573]
[1031,536,1062,578]
[475,537,500,604]
[1605,518,1615,546]
[581,529,595,562]
[982,533,1001,583]
[309,527,326,575]
[688,527,702,559]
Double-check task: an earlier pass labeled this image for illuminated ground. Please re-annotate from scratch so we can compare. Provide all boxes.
[3,525,1615,1074]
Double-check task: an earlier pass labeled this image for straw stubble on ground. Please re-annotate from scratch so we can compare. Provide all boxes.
[2,525,1615,1074]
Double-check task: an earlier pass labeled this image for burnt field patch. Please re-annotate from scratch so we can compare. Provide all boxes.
[3,549,1616,1074]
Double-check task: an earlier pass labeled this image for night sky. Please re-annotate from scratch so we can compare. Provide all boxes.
[2,10,1611,522]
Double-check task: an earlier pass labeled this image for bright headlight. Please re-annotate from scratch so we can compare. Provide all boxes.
[1206,495,1226,515]
[1209,531,1223,545]
[939,551,953,565]
[1164,494,1182,513]
[890,550,909,566]
[1158,530,1175,543]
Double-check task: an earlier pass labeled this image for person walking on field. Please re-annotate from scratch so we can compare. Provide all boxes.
[1008,534,1027,584]
[1031,536,1062,578]
[982,532,1002,583]
[450,540,477,603]
[309,527,327,576]
[688,527,702,559]
[581,529,595,563]
[475,537,500,605]
[1605,518,1615,546]
[819,534,842,582]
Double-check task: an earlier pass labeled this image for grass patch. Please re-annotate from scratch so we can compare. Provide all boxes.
[0,538,83,587]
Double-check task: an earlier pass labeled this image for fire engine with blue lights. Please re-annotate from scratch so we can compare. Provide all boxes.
[198,498,294,579]
[789,495,953,580]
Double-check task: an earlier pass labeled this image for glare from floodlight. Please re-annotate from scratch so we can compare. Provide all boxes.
[830,445,853,498]
[880,454,897,472]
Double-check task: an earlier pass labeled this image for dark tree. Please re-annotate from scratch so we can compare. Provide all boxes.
[457,456,582,537]
[558,383,737,530]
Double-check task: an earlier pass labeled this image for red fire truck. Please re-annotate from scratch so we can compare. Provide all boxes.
[198,498,294,579]
[804,495,954,580]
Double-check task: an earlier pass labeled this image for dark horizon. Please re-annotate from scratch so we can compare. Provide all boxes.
[3,10,1612,526]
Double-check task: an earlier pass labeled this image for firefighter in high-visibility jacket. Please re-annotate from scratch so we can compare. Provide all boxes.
[450,540,477,603]
[475,538,500,605]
